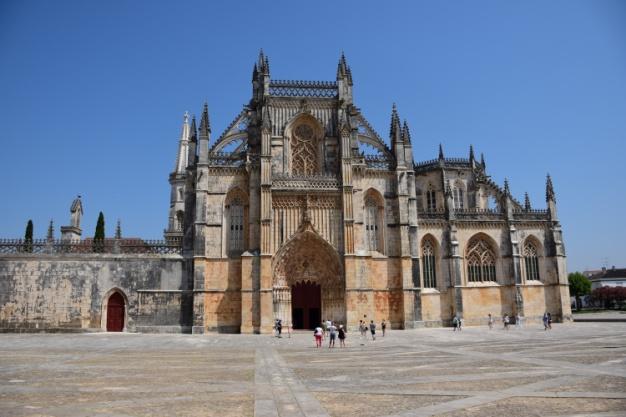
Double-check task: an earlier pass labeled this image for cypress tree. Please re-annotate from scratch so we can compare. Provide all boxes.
[93,212,105,252]
[24,219,33,253]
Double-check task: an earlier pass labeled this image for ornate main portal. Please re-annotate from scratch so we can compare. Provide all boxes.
[271,194,345,329]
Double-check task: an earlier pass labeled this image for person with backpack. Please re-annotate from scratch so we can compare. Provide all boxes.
[338,324,346,347]
[452,315,459,331]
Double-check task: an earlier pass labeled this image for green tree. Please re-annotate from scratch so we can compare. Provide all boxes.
[93,212,105,252]
[23,219,33,252]
[568,272,591,311]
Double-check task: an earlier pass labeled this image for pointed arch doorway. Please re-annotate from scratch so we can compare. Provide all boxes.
[273,226,345,330]
[291,281,321,330]
[106,292,125,332]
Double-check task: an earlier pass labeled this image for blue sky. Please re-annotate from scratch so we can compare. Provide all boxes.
[0,0,624,272]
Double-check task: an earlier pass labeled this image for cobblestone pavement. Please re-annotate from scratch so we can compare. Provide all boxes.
[1,323,626,417]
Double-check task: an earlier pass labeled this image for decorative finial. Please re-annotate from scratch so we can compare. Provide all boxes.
[402,120,411,144]
[47,219,54,240]
[189,115,197,142]
[480,152,486,168]
[546,173,555,202]
[469,145,475,163]
[524,192,531,210]
[183,111,189,124]
[115,219,122,239]
[199,103,210,135]
[438,143,444,160]
[389,103,401,141]
[503,178,510,196]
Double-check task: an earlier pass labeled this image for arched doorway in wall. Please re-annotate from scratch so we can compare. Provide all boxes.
[106,292,125,332]
[273,223,344,330]
[291,281,321,330]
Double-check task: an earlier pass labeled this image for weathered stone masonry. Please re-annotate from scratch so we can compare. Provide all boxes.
[0,52,572,333]
[0,254,188,332]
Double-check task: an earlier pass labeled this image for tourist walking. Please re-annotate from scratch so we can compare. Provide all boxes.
[338,324,346,347]
[488,313,494,330]
[503,314,510,330]
[369,320,376,340]
[542,312,549,330]
[515,314,522,329]
[458,316,463,331]
[381,319,387,337]
[314,325,323,347]
[325,318,332,337]
[328,322,337,348]
[275,319,283,337]
[547,312,552,329]
[452,315,459,331]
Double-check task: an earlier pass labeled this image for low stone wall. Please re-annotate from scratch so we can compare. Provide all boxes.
[0,253,188,333]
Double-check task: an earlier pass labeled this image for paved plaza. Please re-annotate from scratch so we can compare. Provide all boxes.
[1,323,625,417]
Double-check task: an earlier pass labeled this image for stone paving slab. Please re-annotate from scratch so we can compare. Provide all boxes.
[1,323,625,416]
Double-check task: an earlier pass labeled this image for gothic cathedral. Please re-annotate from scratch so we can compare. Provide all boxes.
[164,52,572,333]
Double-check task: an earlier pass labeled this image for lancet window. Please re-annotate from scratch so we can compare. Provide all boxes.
[523,241,540,281]
[426,186,437,211]
[466,237,497,282]
[227,198,245,254]
[422,238,437,288]
[453,182,465,210]
[364,193,384,253]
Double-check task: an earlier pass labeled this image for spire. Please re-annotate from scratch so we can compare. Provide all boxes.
[546,173,555,202]
[469,145,475,163]
[115,219,122,239]
[47,219,54,240]
[252,63,258,82]
[524,192,531,210]
[189,115,197,142]
[438,143,444,160]
[337,51,353,85]
[389,103,401,142]
[503,178,510,196]
[257,49,270,75]
[174,111,190,174]
[402,120,412,144]
[480,152,486,169]
[199,103,210,136]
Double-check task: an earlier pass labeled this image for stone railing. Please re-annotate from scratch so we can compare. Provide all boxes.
[207,151,245,167]
[0,238,182,255]
[513,209,550,221]
[268,80,338,98]
[418,209,446,220]
[272,173,341,191]
[454,208,503,220]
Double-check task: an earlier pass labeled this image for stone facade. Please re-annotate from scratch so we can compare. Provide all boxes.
[0,52,571,333]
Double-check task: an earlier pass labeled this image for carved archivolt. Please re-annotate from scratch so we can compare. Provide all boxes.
[272,223,343,288]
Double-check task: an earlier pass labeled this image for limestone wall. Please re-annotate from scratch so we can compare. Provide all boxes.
[0,254,187,332]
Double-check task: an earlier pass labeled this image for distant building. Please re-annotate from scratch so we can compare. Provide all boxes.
[585,267,626,290]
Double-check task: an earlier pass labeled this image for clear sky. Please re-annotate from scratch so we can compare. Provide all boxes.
[0,0,624,272]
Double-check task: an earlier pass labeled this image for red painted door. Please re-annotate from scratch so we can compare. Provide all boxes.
[106,292,125,332]
[291,281,321,330]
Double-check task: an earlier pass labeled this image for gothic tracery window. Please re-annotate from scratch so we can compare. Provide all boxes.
[365,194,383,253]
[426,185,437,211]
[466,237,496,282]
[422,238,437,288]
[523,241,540,281]
[228,198,244,254]
[291,123,318,175]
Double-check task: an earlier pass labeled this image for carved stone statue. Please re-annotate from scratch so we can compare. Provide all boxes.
[70,195,83,228]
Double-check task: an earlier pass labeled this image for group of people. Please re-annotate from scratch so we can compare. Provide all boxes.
[314,320,346,348]
[313,318,388,348]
